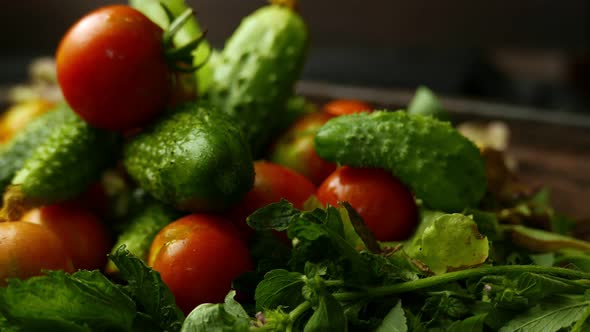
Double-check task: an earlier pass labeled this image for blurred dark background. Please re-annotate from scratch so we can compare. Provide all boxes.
[1,0,589,111]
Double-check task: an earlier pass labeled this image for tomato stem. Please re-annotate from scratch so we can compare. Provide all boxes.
[0,185,31,222]
[331,265,590,303]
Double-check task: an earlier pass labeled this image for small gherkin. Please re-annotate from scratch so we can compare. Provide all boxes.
[123,101,255,212]
[1,108,120,221]
[207,4,308,156]
[0,103,75,193]
[314,111,487,212]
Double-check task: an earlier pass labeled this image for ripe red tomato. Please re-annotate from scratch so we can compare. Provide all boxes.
[270,112,337,185]
[322,99,372,116]
[23,204,111,271]
[56,5,171,131]
[149,214,253,314]
[229,161,317,240]
[317,166,418,241]
[0,221,74,285]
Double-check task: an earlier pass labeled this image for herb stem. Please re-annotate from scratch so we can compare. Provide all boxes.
[324,280,346,287]
[288,301,311,321]
[332,265,590,302]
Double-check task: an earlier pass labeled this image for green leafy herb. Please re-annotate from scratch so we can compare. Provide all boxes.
[499,295,590,332]
[407,86,450,121]
[447,314,486,332]
[375,300,408,332]
[255,269,306,312]
[109,246,185,331]
[180,291,249,332]
[0,270,136,332]
[503,224,590,252]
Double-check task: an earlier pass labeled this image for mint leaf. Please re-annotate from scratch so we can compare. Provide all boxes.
[515,273,590,301]
[304,292,347,332]
[0,270,136,331]
[448,314,486,332]
[181,291,249,332]
[375,300,407,332]
[255,269,306,312]
[499,295,590,332]
[247,199,300,231]
[109,246,184,332]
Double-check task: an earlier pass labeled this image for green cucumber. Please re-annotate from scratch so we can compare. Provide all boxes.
[2,110,120,220]
[0,103,74,193]
[106,199,183,274]
[314,111,487,212]
[123,101,254,211]
[207,4,308,156]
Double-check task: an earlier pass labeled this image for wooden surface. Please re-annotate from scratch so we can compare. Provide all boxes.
[297,81,590,220]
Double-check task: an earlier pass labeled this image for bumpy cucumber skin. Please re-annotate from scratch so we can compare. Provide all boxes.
[11,113,119,204]
[123,102,255,212]
[314,111,487,212]
[207,5,308,156]
[0,104,74,192]
[106,200,183,273]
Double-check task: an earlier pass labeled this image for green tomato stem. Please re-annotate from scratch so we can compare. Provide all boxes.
[332,265,590,302]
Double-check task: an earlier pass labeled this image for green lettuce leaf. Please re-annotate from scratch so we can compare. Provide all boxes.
[405,213,489,274]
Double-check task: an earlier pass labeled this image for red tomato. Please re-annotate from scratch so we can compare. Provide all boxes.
[23,204,111,271]
[270,112,337,185]
[322,99,372,116]
[56,5,171,131]
[0,221,74,285]
[149,214,253,314]
[229,161,317,240]
[317,166,418,241]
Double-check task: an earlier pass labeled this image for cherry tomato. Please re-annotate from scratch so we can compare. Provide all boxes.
[270,112,337,185]
[322,99,372,116]
[149,214,253,314]
[56,5,171,131]
[0,221,74,285]
[317,166,418,241]
[229,161,317,241]
[23,203,111,271]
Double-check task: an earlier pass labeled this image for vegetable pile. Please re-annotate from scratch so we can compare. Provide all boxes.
[1,1,590,331]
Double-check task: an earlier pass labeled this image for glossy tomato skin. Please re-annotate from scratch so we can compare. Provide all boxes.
[0,221,74,286]
[317,166,418,241]
[270,112,337,185]
[56,5,170,131]
[23,203,111,271]
[229,161,317,241]
[322,99,372,116]
[149,214,253,314]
